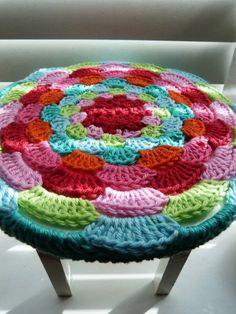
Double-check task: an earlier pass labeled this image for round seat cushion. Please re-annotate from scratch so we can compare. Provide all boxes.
[0,62,236,262]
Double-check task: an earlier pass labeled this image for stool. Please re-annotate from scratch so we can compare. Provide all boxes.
[0,62,235,298]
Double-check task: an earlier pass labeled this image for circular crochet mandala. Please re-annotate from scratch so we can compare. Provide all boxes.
[0,62,236,262]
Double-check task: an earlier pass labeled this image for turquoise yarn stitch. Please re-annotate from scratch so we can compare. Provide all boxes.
[103,78,127,88]
[144,85,168,97]
[83,214,179,255]
[50,117,70,133]
[59,95,80,106]
[90,84,109,94]
[65,84,90,95]
[170,104,194,121]
[126,137,162,150]
[168,68,209,84]
[41,105,61,122]
[100,146,139,165]
[49,134,79,154]
[0,179,18,212]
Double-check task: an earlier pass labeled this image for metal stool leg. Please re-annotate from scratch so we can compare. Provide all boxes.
[37,250,72,298]
[154,250,191,295]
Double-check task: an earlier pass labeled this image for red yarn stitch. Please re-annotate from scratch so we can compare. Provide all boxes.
[205,119,233,148]
[82,95,149,133]
[181,87,211,106]
[1,122,29,152]
[149,160,203,195]
[43,165,105,199]
[69,67,102,78]
[20,86,51,106]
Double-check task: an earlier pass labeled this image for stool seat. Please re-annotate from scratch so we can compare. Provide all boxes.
[0,62,236,263]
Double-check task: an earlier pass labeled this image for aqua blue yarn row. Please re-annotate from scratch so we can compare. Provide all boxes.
[39,80,192,162]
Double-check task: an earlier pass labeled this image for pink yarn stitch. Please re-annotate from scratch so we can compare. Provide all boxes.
[201,146,236,180]
[22,141,61,173]
[16,103,42,124]
[79,99,95,107]
[160,72,194,87]
[191,103,214,123]
[141,115,160,125]
[116,129,141,138]
[126,94,138,100]
[0,152,42,190]
[92,187,168,217]
[181,136,212,164]
[70,112,87,124]
[97,164,157,190]
[0,101,23,129]
[210,101,236,127]
[53,77,81,89]
[39,71,69,85]
[87,125,104,139]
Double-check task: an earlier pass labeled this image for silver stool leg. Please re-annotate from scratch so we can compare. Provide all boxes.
[154,250,191,295]
[37,250,72,298]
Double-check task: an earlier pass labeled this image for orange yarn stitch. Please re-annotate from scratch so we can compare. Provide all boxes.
[182,118,206,138]
[39,89,64,106]
[138,145,183,170]
[126,76,153,87]
[63,150,105,172]
[25,119,53,143]
[80,75,104,85]
[168,91,192,107]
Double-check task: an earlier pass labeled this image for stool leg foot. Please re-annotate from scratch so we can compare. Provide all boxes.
[37,250,72,298]
[154,250,191,296]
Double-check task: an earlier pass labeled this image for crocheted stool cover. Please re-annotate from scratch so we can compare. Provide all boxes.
[0,62,236,263]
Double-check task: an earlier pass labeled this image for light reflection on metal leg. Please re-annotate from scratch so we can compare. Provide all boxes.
[154,250,191,295]
[37,250,72,298]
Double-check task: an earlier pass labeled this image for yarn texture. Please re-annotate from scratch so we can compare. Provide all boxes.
[0,62,236,262]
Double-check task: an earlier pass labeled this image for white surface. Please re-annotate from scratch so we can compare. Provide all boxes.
[0,0,235,41]
[0,222,236,314]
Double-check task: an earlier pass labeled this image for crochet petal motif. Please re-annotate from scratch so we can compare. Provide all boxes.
[164,180,229,223]
[18,186,100,228]
[43,165,105,199]
[1,122,29,152]
[83,214,179,254]
[97,164,156,190]
[0,61,235,261]
[150,161,204,195]
[0,101,23,130]
[92,187,168,217]
[22,141,62,173]
[0,152,42,190]
[202,146,236,180]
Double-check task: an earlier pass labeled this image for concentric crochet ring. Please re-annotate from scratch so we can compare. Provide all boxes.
[0,62,236,262]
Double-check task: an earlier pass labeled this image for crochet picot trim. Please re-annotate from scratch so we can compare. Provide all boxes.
[0,62,236,262]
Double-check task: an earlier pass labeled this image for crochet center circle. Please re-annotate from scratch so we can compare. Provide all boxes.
[0,62,236,262]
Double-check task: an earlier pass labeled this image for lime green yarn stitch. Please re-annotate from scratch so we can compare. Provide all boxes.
[65,62,100,71]
[101,134,125,147]
[131,63,165,74]
[141,125,162,138]
[0,82,36,105]
[139,93,156,103]
[18,187,100,229]
[80,91,98,100]
[154,108,171,120]
[164,180,229,224]
[196,83,233,105]
[109,88,125,95]
[232,127,236,146]
[66,123,87,139]
[60,105,80,117]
